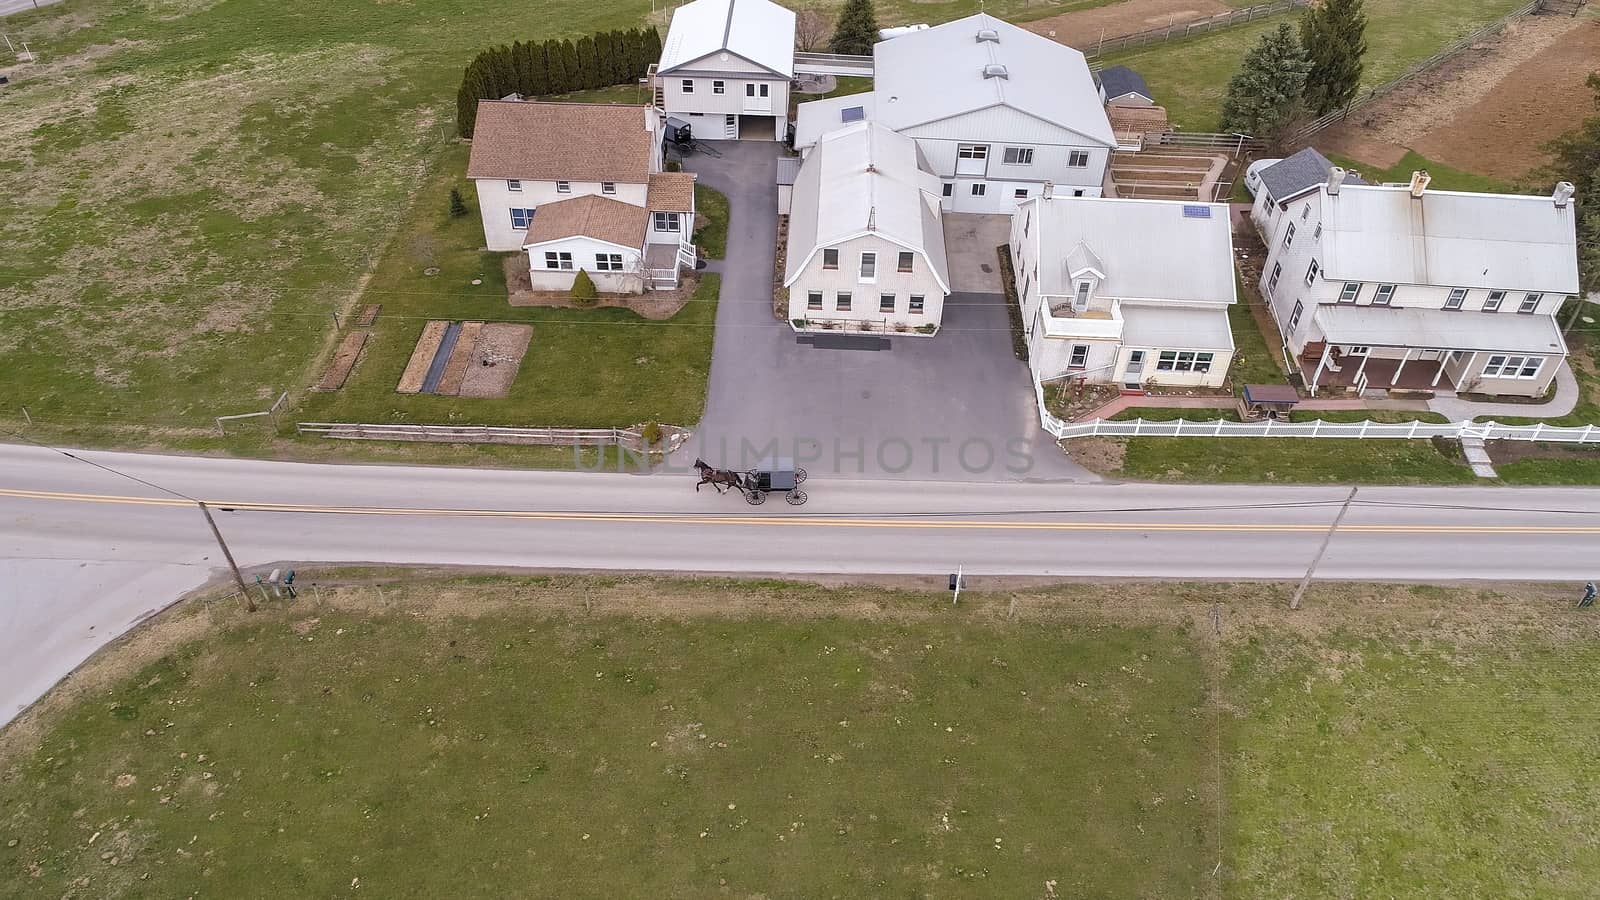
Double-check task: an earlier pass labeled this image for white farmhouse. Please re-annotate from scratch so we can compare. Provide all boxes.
[784,122,951,334]
[1010,195,1237,388]
[794,13,1116,213]
[465,101,697,293]
[653,0,795,141]
[1256,163,1579,398]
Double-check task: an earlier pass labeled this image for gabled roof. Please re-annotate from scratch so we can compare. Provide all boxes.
[1098,66,1150,101]
[1258,147,1363,203]
[522,195,648,251]
[871,13,1115,147]
[1025,196,1235,303]
[793,93,877,150]
[467,101,656,183]
[657,0,795,77]
[1064,242,1105,279]
[1319,184,1581,295]
[647,172,697,213]
[784,122,950,293]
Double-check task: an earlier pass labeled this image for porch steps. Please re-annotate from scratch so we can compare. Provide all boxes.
[1460,436,1498,479]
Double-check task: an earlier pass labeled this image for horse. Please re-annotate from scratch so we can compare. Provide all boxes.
[693,458,745,495]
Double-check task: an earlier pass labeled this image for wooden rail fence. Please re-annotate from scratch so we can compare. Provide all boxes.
[1086,0,1312,58]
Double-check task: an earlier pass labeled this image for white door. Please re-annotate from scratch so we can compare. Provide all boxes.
[1126,350,1146,381]
[743,82,771,113]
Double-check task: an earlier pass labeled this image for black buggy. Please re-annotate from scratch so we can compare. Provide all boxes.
[739,457,808,506]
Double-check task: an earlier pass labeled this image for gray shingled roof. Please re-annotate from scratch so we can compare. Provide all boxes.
[1258,147,1365,203]
[1098,65,1150,101]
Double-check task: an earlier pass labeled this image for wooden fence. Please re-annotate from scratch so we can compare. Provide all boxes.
[1291,0,1544,140]
[1086,0,1312,58]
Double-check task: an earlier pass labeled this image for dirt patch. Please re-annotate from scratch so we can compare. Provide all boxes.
[356,304,381,327]
[396,321,447,394]
[1319,16,1596,179]
[313,331,367,392]
[460,324,533,399]
[504,256,697,319]
[1061,436,1127,476]
[1023,0,1233,50]
[434,321,482,396]
[1486,439,1600,466]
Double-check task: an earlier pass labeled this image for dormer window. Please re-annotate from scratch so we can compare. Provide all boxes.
[1074,280,1092,311]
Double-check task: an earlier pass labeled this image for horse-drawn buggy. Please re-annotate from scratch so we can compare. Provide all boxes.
[694,457,808,506]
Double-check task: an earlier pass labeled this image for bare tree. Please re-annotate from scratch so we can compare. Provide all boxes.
[794,2,833,52]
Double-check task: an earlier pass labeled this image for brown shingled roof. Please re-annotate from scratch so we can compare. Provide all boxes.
[647,172,697,213]
[467,101,656,183]
[521,194,648,250]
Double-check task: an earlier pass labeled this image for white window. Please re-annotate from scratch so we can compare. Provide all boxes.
[897,251,914,273]
[807,291,823,310]
[1074,281,1092,310]
[1267,263,1282,296]
[1313,223,1322,241]
[1068,150,1090,168]
[957,144,988,160]
[971,183,986,197]
[506,179,522,192]
[822,248,838,270]
[859,252,877,282]
[1157,351,1214,373]
[909,295,925,314]
[1484,290,1506,312]
[1072,189,1085,197]
[509,208,534,229]
[556,181,571,193]
[1346,346,1370,355]
[879,293,895,313]
[1445,288,1467,310]
[1014,188,1028,199]
[712,80,725,94]
[942,183,953,198]
[1338,282,1360,303]
[1288,300,1303,331]
[1068,344,1089,369]
[595,252,623,272]
[1301,203,1311,220]
[601,182,616,195]
[1304,259,1319,285]
[681,79,694,93]
[1519,293,1541,313]
[653,211,680,232]
[1283,222,1296,247]
[1482,355,1544,379]
[836,291,851,311]
[544,251,573,270]
[1002,147,1034,165]
[1373,283,1396,306]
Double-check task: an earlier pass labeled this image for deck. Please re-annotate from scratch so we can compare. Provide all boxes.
[1301,354,1455,394]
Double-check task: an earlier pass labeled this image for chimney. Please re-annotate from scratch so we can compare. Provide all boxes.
[1043,180,1054,199]
[1554,181,1576,208]
[644,106,655,132]
[1327,166,1346,195]
[1408,170,1431,199]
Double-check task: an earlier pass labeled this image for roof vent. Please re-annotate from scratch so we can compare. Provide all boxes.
[1553,181,1575,208]
[982,63,1009,79]
[976,28,1000,43]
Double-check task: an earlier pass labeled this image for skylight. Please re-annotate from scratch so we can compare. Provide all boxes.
[841,106,865,123]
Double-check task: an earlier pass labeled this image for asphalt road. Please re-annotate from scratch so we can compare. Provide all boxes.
[6,441,1600,722]
[0,0,57,18]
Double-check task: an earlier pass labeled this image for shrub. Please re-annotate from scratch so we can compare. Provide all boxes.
[449,188,468,219]
[571,269,599,305]
[639,421,663,447]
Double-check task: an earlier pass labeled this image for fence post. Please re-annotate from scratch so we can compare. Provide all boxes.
[1133,418,1142,436]
[1214,419,1224,436]
[1359,420,1370,439]
[1585,424,1596,444]
[1311,419,1320,437]
[1533,423,1545,441]
[1408,421,1418,438]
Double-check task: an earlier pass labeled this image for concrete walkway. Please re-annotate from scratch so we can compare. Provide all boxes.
[1428,361,1581,421]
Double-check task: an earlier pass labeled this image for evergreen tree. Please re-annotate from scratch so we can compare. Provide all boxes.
[511,41,530,96]
[456,76,478,137]
[602,31,623,84]
[526,40,550,96]
[626,28,647,79]
[642,26,662,69]
[544,38,570,93]
[449,188,469,218]
[558,39,580,93]
[1219,23,1312,145]
[575,35,599,90]
[571,269,599,305]
[1544,74,1600,293]
[829,0,879,55]
[1300,0,1368,115]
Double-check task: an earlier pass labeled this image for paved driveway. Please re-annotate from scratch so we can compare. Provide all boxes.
[674,142,1094,482]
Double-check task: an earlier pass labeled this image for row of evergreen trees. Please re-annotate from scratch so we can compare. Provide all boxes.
[1219,0,1368,145]
[456,28,662,137]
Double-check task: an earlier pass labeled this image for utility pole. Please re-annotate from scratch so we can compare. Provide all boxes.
[198,502,257,612]
[1291,487,1357,609]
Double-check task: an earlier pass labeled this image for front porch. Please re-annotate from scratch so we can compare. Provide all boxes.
[1300,347,1456,396]
[645,240,697,289]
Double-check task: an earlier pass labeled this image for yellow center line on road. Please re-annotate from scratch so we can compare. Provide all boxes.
[5,486,1600,535]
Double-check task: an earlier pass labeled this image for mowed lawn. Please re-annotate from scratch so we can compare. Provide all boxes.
[4,576,1598,896]
[1107,0,1533,130]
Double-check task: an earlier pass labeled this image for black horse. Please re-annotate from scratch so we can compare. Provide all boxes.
[693,458,745,494]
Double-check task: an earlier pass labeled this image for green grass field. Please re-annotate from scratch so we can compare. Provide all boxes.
[4,575,1598,897]
[1108,0,1532,130]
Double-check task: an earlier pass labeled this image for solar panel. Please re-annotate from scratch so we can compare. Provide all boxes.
[1182,204,1212,219]
[840,106,865,123]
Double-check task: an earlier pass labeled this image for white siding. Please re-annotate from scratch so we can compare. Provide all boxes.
[662,71,790,135]
[788,233,948,331]
[474,178,648,252]
[526,237,645,294]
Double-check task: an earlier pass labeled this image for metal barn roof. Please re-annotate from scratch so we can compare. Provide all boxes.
[1027,196,1236,303]
[871,13,1115,147]
[657,0,796,77]
[784,121,950,292]
[1313,304,1567,354]
[793,93,878,150]
[1320,184,1581,295]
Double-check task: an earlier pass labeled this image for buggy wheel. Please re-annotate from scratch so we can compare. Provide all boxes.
[785,489,808,506]
[745,490,768,506]
[793,467,808,484]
